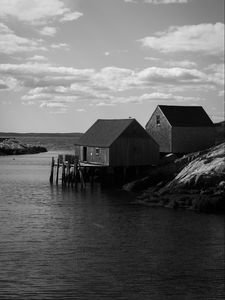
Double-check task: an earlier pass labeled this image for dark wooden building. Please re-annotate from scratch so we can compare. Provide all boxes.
[75,118,159,166]
[146,105,215,154]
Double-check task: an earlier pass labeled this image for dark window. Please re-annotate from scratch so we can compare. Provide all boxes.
[156,115,160,126]
[95,148,100,156]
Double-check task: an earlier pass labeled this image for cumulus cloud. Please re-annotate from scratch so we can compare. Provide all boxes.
[0,0,83,24]
[0,62,222,109]
[51,43,70,50]
[60,12,83,22]
[38,26,57,37]
[138,92,200,102]
[140,23,224,56]
[0,22,46,54]
[165,60,197,68]
[144,57,197,68]
[27,55,48,62]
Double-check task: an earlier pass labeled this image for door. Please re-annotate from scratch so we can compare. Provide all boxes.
[83,146,87,161]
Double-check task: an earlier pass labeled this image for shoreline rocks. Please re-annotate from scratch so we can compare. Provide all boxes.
[124,142,225,214]
[0,138,47,155]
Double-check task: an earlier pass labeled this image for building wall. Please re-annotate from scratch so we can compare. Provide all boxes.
[172,126,215,153]
[86,146,109,165]
[145,106,172,153]
[110,121,159,166]
[75,145,109,165]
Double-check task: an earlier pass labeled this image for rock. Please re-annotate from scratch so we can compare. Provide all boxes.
[0,138,47,155]
[218,181,225,189]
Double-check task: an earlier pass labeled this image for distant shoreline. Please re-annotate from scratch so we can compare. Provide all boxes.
[0,132,83,138]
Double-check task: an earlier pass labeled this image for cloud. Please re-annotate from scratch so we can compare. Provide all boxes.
[124,0,138,3]
[144,0,189,3]
[27,55,48,62]
[60,12,83,22]
[0,22,47,54]
[0,77,20,91]
[40,102,67,108]
[140,23,224,56]
[0,0,83,25]
[51,43,70,50]
[124,0,189,3]
[38,26,57,37]
[138,92,201,102]
[0,80,9,90]
[0,62,222,110]
[165,60,197,68]
[144,57,197,68]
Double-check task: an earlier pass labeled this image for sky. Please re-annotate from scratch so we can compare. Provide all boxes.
[0,0,224,133]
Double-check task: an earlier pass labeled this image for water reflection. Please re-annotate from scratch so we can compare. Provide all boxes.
[0,153,224,299]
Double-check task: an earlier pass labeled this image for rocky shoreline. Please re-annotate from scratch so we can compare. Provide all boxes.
[124,142,225,214]
[0,138,47,155]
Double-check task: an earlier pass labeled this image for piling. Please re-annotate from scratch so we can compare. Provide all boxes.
[56,157,59,185]
[49,157,54,184]
[62,162,66,186]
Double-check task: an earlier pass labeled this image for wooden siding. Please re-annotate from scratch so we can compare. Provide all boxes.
[146,106,172,153]
[86,146,109,165]
[110,121,159,166]
[75,145,109,165]
[172,127,215,153]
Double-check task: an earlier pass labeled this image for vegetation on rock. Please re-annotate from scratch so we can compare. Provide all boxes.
[0,138,47,155]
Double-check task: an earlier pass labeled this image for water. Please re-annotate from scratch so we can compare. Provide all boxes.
[0,151,224,299]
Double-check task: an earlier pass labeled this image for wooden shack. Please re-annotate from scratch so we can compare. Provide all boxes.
[146,105,215,155]
[75,118,159,167]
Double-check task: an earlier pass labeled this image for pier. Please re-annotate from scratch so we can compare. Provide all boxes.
[49,154,107,188]
[49,154,148,188]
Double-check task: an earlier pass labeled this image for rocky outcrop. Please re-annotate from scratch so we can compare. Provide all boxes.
[124,142,225,214]
[0,138,47,155]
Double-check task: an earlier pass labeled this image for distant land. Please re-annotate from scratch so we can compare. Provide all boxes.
[0,132,83,152]
[0,132,83,138]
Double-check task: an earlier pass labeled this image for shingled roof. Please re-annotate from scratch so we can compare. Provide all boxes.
[75,119,135,147]
[158,105,214,127]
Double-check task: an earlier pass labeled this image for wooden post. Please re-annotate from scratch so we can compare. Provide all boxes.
[49,157,54,184]
[73,160,78,187]
[62,162,65,186]
[56,157,59,185]
[75,156,79,187]
[66,161,70,187]
[79,166,85,189]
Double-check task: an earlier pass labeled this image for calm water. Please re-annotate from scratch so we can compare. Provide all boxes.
[0,151,224,300]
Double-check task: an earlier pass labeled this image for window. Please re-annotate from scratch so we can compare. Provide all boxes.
[95,147,100,156]
[156,115,160,126]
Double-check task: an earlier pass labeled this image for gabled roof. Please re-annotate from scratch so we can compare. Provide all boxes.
[75,118,135,147]
[158,105,214,127]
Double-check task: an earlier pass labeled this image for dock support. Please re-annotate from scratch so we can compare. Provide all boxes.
[62,162,66,186]
[79,165,85,189]
[66,161,71,187]
[56,157,59,185]
[49,157,54,184]
[73,160,78,187]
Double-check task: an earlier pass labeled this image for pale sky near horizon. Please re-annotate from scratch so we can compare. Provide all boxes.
[0,0,224,133]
